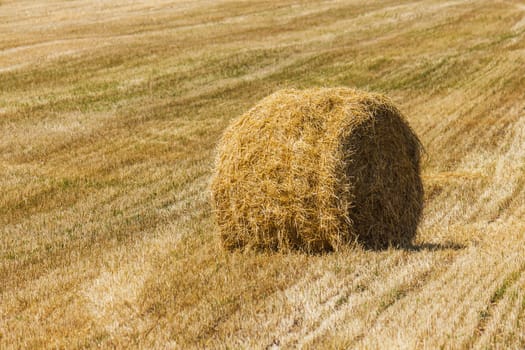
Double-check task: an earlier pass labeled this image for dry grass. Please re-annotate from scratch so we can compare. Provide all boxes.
[1,0,525,348]
[212,88,422,252]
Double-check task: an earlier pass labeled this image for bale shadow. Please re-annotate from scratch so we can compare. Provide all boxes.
[403,242,467,252]
[358,240,466,252]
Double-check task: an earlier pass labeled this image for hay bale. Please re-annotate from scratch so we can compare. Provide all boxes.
[211,87,423,252]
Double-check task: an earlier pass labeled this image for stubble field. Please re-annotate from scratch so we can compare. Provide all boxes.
[1,0,525,348]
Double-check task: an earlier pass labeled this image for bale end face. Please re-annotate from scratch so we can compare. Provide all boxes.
[211,88,423,252]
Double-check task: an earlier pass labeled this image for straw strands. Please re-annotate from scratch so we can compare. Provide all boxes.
[211,88,423,252]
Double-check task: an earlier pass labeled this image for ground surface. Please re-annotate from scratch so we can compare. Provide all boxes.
[1,0,525,348]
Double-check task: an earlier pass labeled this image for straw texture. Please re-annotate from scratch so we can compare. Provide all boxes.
[211,88,423,252]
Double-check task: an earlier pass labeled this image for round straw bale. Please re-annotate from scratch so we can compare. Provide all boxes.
[211,88,423,252]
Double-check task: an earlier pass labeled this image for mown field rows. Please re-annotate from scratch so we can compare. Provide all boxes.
[1,0,525,348]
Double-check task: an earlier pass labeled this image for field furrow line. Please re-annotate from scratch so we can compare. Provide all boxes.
[351,237,525,348]
[472,267,525,349]
[294,251,455,349]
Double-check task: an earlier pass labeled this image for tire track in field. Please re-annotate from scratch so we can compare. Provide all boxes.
[472,268,525,349]
[518,294,525,347]
[206,251,403,348]
[475,268,524,334]
[303,268,434,349]
[300,248,461,349]
[351,230,525,348]
[283,249,458,349]
[273,252,411,349]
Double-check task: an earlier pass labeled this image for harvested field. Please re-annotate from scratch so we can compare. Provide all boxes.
[1,0,525,348]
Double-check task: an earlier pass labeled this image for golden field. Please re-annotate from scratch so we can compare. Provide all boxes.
[1,0,525,348]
